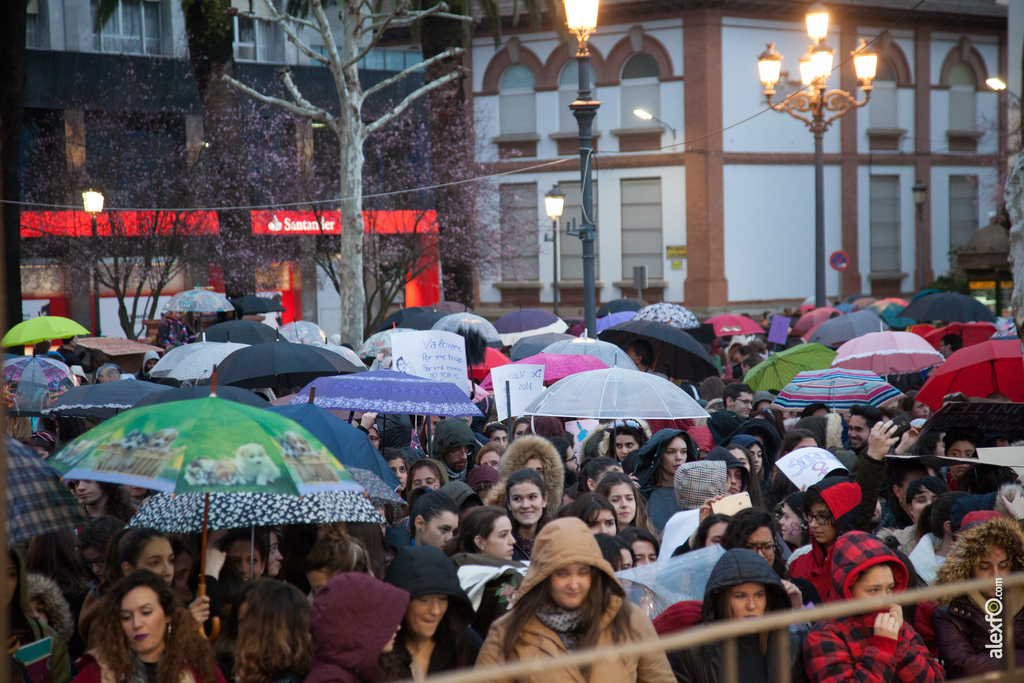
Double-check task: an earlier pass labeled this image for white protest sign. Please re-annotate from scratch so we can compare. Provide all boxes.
[776,446,846,490]
[659,508,701,562]
[490,364,545,421]
[390,330,469,395]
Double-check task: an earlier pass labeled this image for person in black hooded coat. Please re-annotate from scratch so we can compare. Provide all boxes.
[622,429,699,534]
[381,546,481,679]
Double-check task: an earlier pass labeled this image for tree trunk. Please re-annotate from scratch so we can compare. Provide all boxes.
[0,2,27,331]
[1006,153,1024,347]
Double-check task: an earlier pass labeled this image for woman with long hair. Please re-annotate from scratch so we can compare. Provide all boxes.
[558,493,618,536]
[74,570,223,683]
[234,579,311,683]
[499,469,551,560]
[475,518,673,683]
[27,529,92,657]
[596,472,656,534]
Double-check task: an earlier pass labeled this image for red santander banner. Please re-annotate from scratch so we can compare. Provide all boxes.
[251,210,437,235]
[21,210,219,238]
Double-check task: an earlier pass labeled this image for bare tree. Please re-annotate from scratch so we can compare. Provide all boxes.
[222,0,468,347]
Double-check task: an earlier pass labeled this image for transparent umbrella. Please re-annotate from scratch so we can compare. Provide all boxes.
[432,313,501,346]
[616,544,725,620]
[150,341,250,381]
[540,337,638,370]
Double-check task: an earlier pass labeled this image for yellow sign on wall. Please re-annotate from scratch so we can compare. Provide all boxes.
[666,245,687,259]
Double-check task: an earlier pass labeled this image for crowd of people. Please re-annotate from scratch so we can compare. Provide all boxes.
[4,321,1023,683]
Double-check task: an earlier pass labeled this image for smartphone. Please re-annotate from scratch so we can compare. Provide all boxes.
[891,414,912,442]
[712,492,752,516]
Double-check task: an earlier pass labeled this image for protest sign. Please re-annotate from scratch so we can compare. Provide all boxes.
[776,446,846,489]
[768,315,791,345]
[491,364,545,420]
[391,330,469,395]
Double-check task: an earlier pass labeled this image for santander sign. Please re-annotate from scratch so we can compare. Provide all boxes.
[252,210,340,235]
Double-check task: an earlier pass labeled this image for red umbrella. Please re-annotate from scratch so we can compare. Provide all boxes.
[468,347,511,382]
[916,340,1024,409]
[704,314,765,337]
[480,353,608,391]
[920,322,997,350]
[792,306,841,337]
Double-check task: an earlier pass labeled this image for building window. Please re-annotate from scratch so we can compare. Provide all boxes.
[559,61,594,132]
[948,63,977,132]
[557,181,599,280]
[621,178,662,280]
[869,176,901,273]
[499,183,540,281]
[26,0,49,49]
[620,53,660,128]
[499,65,537,135]
[92,0,162,55]
[949,175,979,266]
[233,16,285,63]
[869,60,898,129]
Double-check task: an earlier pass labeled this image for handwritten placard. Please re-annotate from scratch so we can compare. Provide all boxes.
[391,330,469,395]
[491,364,545,421]
[776,446,846,489]
[767,315,791,345]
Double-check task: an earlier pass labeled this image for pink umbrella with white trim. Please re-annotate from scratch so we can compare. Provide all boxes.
[704,314,765,337]
[831,331,945,375]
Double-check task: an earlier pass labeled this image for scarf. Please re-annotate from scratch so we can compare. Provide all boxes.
[443,460,467,483]
[536,602,584,651]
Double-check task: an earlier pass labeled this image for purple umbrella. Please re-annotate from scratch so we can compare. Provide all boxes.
[494,310,568,346]
[597,310,636,333]
[291,369,482,417]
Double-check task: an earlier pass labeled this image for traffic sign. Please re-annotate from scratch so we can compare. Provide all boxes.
[829,250,850,271]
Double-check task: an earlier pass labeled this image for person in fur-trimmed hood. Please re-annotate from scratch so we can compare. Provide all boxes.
[933,515,1024,677]
[484,435,565,517]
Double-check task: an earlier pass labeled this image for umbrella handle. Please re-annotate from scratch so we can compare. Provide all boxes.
[198,492,221,642]
[196,582,221,642]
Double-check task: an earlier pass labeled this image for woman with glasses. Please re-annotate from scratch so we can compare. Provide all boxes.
[788,477,863,603]
[720,509,807,609]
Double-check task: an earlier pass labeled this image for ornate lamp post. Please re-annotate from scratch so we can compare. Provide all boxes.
[563,0,600,338]
[82,190,105,336]
[758,2,876,307]
[912,181,927,290]
[544,187,566,317]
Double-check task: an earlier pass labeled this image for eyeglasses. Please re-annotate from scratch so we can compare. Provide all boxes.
[80,556,106,570]
[807,513,834,527]
[745,542,777,556]
[449,446,471,456]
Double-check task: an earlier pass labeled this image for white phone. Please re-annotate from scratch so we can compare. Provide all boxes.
[711,491,752,516]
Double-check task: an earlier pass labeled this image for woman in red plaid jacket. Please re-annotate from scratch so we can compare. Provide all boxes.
[803,531,944,682]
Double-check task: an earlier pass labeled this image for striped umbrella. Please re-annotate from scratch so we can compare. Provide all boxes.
[992,320,1019,340]
[772,368,904,413]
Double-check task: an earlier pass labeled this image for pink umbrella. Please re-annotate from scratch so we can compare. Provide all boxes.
[704,314,765,337]
[831,331,946,375]
[793,306,841,337]
[480,353,608,390]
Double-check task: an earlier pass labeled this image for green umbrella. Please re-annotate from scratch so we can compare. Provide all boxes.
[743,343,837,393]
[1,316,89,347]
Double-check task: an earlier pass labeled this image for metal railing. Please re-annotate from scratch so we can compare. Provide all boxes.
[418,572,1024,683]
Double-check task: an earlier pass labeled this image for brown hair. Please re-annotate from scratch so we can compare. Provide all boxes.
[92,570,218,683]
[233,579,311,683]
[303,526,370,577]
[474,442,503,465]
[458,506,511,554]
[596,472,657,534]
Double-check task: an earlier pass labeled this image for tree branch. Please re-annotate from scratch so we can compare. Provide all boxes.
[308,0,347,101]
[347,6,402,69]
[366,69,465,135]
[279,68,328,116]
[254,0,329,65]
[222,74,334,127]
[364,46,464,98]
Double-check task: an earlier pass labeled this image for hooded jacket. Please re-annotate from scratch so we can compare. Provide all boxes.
[439,481,482,510]
[789,477,862,602]
[803,532,943,683]
[669,549,795,683]
[431,419,480,481]
[135,350,160,381]
[708,410,744,446]
[9,549,72,683]
[727,420,782,467]
[623,429,698,499]
[483,436,565,517]
[704,446,749,494]
[306,573,410,683]
[932,516,1024,678]
[475,518,674,683]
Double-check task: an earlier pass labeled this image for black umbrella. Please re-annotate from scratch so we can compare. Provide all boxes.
[397,310,448,330]
[509,332,577,361]
[133,384,268,408]
[217,341,361,390]
[377,306,427,332]
[203,320,278,345]
[597,298,648,317]
[42,381,173,419]
[599,319,717,382]
[898,292,997,324]
[229,296,286,316]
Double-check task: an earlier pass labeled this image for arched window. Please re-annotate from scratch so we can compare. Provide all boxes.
[869,59,898,129]
[499,64,537,135]
[948,62,977,132]
[620,53,660,128]
[558,61,595,132]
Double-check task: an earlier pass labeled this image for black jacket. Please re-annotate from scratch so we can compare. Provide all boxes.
[623,428,698,499]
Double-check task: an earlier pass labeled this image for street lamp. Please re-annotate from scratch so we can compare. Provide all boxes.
[82,190,104,337]
[758,5,876,308]
[563,0,600,338]
[912,181,927,290]
[633,108,677,138]
[544,187,566,317]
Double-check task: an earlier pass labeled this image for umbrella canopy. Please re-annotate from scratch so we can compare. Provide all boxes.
[898,292,997,323]
[2,355,75,416]
[217,342,361,390]
[541,337,639,370]
[267,402,401,489]
[279,321,327,344]
[521,366,710,420]
[792,306,842,336]
[851,297,877,308]
[597,298,648,317]
[494,309,569,346]
[806,310,889,347]
[992,320,1019,341]
[596,311,636,333]
[306,343,367,371]
[599,320,717,382]
[772,368,904,413]
[742,343,837,393]
[432,313,502,346]
[204,320,278,345]
[831,331,946,375]
[704,314,765,337]
[42,380,173,419]
[358,329,397,359]
[1,316,90,348]
[348,467,404,505]
[834,303,858,313]
[398,310,449,331]
[134,384,269,409]
[6,437,90,543]
[632,303,700,330]
[229,296,286,316]
[469,347,512,381]
[865,298,916,328]
[163,288,234,313]
[128,491,383,533]
[480,353,608,391]
[915,340,1024,409]
[377,306,427,332]
[150,341,250,381]
[50,396,363,495]
[510,333,576,361]
[920,322,998,349]
[291,370,482,417]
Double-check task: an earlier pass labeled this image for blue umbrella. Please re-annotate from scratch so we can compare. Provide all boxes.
[291,370,482,417]
[509,332,576,361]
[267,402,401,490]
[596,310,636,332]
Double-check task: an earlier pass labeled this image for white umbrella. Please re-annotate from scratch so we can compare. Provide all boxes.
[541,337,639,371]
[307,342,367,371]
[150,341,249,381]
[431,313,501,345]
[521,366,709,420]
